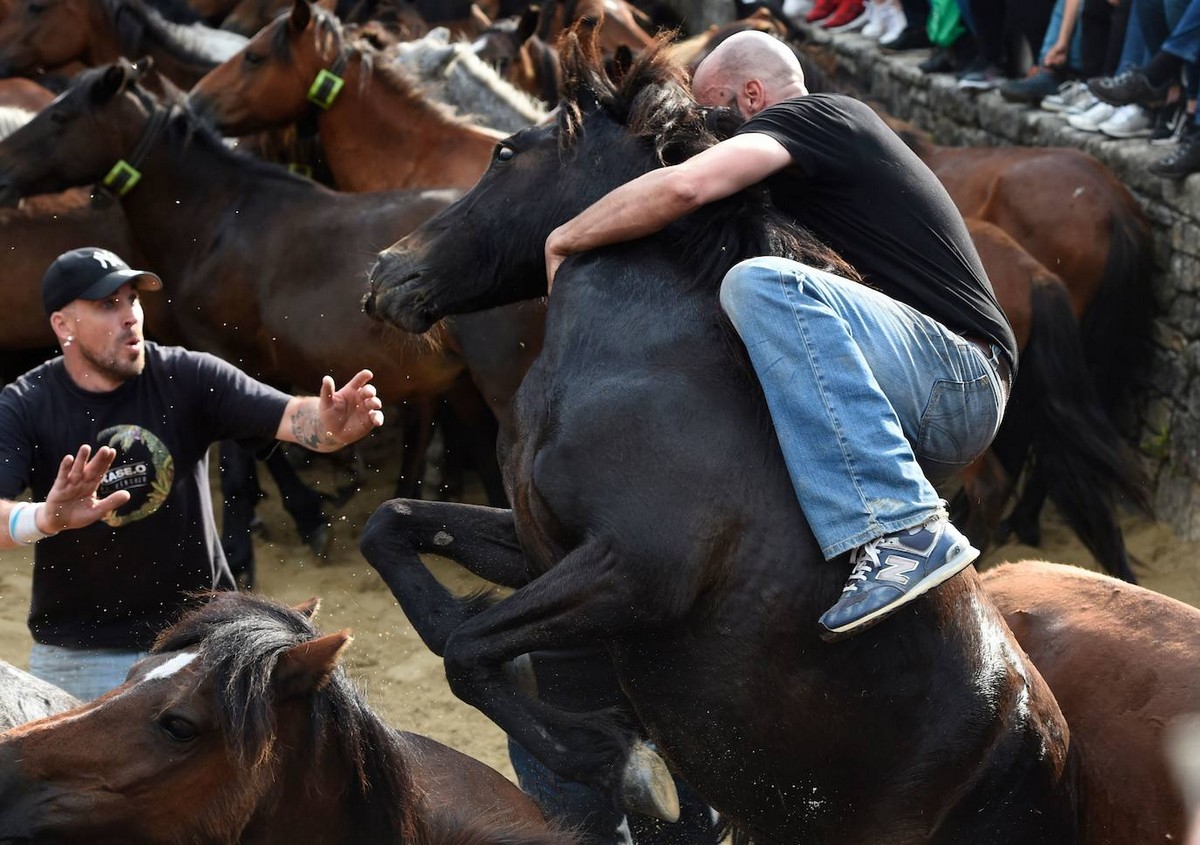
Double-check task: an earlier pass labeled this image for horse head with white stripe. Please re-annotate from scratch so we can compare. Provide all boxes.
[0,592,573,845]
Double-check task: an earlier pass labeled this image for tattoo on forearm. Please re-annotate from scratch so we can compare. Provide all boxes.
[291,402,339,450]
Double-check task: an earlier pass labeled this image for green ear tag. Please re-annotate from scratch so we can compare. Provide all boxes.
[307,69,345,110]
[102,159,142,196]
[287,162,314,178]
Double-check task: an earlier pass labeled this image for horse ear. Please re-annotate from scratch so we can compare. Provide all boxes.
[517,5,539,42]
[470,3,491,28]
[291,597,321,619]
[93,60,136,102]
[274,630,352,698]
[132,55,155,78]
[290,0,312,31]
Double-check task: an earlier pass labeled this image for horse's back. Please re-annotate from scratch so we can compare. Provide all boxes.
[400,731,550,828]
[0,661,78,732]
[984,561,1197,844]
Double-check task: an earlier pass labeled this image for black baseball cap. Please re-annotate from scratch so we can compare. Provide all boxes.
[42,247,163,315]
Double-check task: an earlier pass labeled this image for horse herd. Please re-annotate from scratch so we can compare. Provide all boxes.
[0,0,1192,839]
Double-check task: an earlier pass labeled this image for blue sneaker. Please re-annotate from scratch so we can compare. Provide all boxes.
[818,515,980,641]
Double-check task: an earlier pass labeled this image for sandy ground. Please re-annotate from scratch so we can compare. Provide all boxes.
[0,442,1196,785]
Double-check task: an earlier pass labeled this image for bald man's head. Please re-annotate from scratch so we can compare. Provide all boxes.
[692,30,807,117]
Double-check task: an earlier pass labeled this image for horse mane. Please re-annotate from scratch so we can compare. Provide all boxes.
[391,29,547,129]
[268,7,457,123]
[153,592,424,844]
[556,30,860,289]
[0,106,34,141]
[101,0,250,67]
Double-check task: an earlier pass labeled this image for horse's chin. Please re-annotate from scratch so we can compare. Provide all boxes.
[365,282,440,335]
[0,184,21,209]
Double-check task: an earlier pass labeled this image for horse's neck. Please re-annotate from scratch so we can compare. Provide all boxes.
[134,29,219,89]
[116,119,291,263]
[319,57,501,191]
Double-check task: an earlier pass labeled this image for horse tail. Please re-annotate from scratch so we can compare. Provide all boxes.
[1079,201,1156,421]
[1008,275,1150,582]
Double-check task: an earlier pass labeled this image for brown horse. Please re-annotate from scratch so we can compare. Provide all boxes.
[891,122,1155,420]
[963,218,1144,581]
[362,33,1079,842]
[472,6,562,103]
[0,592,575,844]
[190,1,505,192]
[0,0,248,88]
[984,561,1200,844]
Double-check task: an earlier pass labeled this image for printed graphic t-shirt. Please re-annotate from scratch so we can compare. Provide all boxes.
[0,343,290,650]
[737,94,1018,373]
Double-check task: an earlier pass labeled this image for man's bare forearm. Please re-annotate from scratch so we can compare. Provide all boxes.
[285,398,342,452]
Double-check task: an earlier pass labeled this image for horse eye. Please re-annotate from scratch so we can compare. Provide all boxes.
[27,1,45,12]
[49,110,69,124]
[243,52,264,67]
[495,145,515,162]
[159,715,199,743]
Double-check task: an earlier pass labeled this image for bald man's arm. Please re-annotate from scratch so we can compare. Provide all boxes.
[545,132,793,289]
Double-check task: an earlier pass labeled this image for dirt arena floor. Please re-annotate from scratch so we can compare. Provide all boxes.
[0,435,1196,784]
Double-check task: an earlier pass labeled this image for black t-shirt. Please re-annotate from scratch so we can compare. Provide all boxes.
[738,94,1018,372]
[0,343,291,650]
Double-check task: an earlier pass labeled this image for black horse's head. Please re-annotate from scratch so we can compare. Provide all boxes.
[0,59,156,207]
[364,30,726,334]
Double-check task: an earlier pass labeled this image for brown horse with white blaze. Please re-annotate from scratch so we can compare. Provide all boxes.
[0,592,575,844]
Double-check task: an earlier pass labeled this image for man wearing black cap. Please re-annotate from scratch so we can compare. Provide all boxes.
[0,247,385,699]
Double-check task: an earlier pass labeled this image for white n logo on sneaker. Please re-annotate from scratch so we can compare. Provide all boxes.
[876,555,918,585]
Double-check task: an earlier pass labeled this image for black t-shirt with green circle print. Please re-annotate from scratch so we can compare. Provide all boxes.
[0,343,290,650]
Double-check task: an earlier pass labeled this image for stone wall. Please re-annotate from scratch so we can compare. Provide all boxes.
[799,26,1200,540]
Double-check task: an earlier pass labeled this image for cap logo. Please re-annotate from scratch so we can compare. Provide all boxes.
[90,249,121,271]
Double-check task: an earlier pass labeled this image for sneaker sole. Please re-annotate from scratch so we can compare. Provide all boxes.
[1100,127,1153,139]
[818,545,981,642]
[825,12,868,30]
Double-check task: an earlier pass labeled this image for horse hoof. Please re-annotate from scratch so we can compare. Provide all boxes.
[620,741,680,823]
[505,653,539,698]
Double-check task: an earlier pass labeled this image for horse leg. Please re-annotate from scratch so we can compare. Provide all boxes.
[955,450,1013,553]
[359,500,533,654]
[395,398,437,499]
[261,447,330,556]
[443,375,507,506]
[440,537,684,821]
[218,441,264,589]
[1004,465,1048,547]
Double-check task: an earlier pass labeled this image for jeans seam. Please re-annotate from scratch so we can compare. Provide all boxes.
[778,268,879,543]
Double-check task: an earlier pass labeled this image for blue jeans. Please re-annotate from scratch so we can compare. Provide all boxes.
[719,257,1007,560]
[1162,0,1200,61]
[1118,0,1151,72]
[1038,0,1086,68]
[28,643,147,700]
[1138,0,1193,54]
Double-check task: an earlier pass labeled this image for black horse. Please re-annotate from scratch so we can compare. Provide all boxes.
[360,32,1078,844]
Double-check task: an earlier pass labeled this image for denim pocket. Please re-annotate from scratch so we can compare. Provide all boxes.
[915,372,1002,478]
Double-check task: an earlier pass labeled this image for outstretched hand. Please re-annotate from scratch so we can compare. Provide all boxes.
[317,370,385,447]
[39,445,131,534]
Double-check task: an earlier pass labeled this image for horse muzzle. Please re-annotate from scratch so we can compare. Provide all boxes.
[365,255,439,334]
[0,180,21,209]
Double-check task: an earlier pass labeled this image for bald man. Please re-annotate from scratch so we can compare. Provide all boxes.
[546,31,1018,640]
